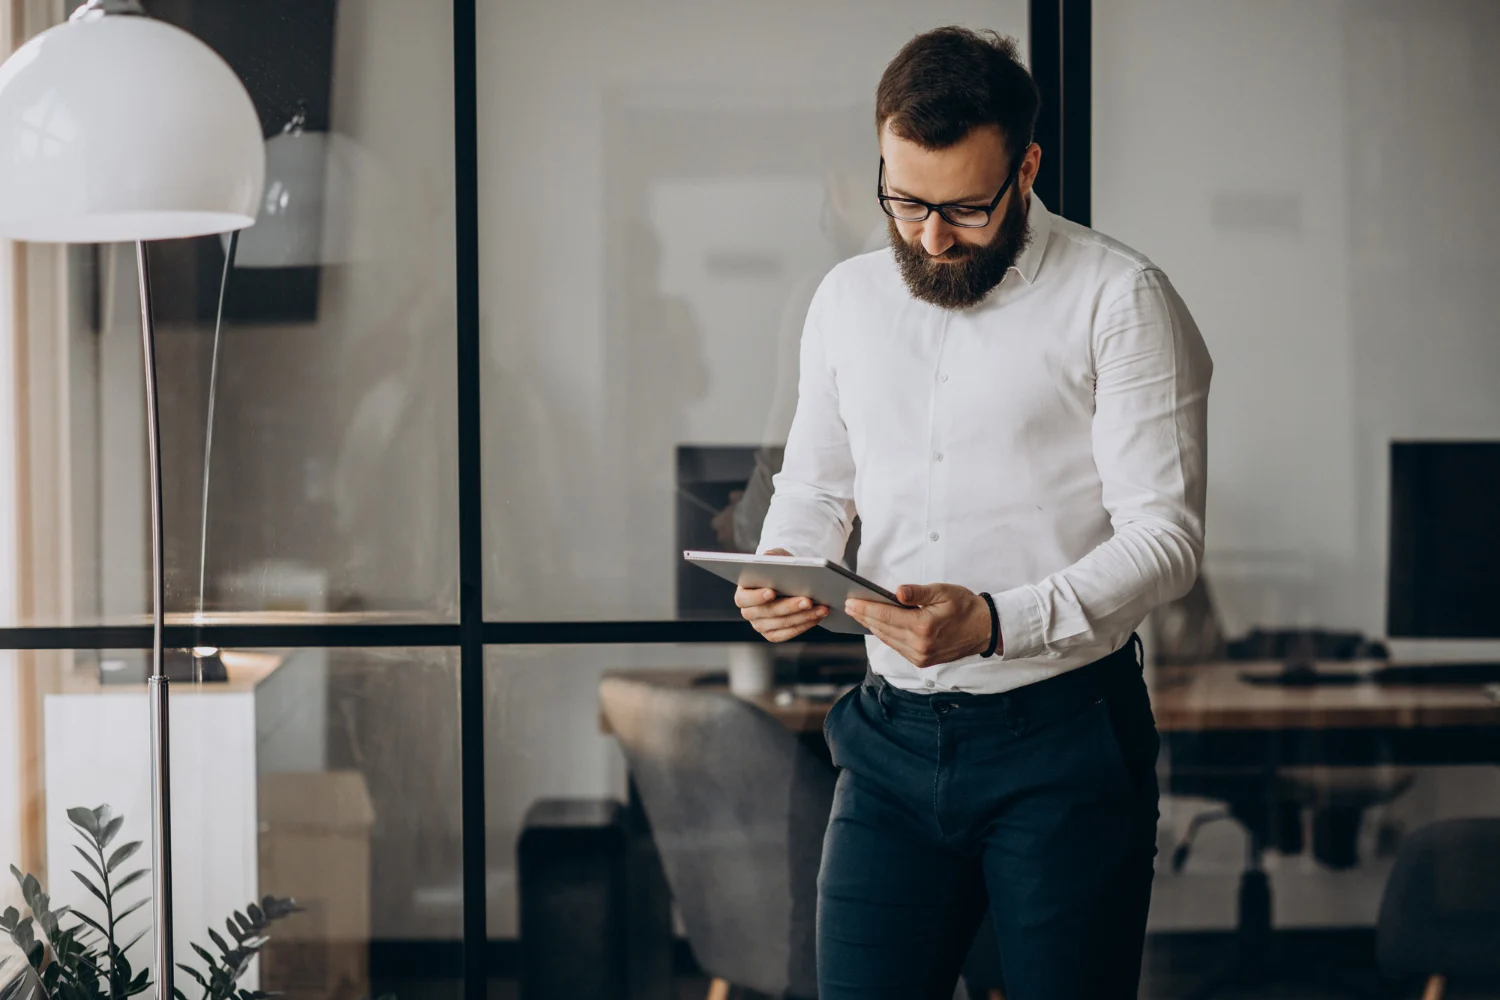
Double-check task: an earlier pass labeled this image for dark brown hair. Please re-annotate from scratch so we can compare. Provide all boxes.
[875,27,1040,165]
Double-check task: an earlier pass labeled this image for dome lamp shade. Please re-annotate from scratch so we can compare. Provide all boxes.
[0,0,265,243]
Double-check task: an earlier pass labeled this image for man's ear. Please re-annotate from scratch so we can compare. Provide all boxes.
[1018,143,1042,198]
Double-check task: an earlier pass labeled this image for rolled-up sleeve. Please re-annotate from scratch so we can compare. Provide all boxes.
[992,267,1212,660]
[757,278,858,560]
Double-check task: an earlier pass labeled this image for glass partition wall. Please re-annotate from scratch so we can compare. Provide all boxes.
[3,2,1497,999]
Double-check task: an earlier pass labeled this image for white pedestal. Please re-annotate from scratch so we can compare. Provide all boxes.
[45,685,259,991]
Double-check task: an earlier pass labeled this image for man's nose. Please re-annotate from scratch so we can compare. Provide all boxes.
[920,215,955,257]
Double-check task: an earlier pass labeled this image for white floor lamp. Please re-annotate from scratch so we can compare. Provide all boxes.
[0,2,264,998]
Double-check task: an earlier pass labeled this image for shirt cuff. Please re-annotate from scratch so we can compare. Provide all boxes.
[992,584,1046,660]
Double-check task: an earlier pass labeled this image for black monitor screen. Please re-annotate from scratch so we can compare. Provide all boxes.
[1387,441,1500,638]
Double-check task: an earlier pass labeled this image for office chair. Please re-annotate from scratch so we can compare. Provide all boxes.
[600,676,1006,999]
[1157,581,1414,998]
[1377,818,1500,999]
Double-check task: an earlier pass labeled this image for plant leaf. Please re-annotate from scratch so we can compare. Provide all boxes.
[0,907,16,931]
[115,899,149,925]
[73,845,109,885]
[176,965,208,989]
[65,809,101,842]
[17,875,40,913]
[190,943,219,970]
[106,842,141,874]
[99,816,125,850]
[69,910,107,938]
[207,928,230,956]
[245,903,263,925]
[119,930,146,955]
[69,871,107,908]
[115,947,133,987]
[112,870,148,894]
[74,950,106,977]
[234,911,252,935]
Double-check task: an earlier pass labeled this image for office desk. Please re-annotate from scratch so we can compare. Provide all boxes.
[1156,662,1500,767]
[600,662,1500,765]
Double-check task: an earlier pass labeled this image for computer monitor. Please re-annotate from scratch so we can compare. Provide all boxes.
[1386,441,1500,638]
[675,445,759,619]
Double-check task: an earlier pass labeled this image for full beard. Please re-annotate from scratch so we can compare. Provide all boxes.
[889,193,1032,310]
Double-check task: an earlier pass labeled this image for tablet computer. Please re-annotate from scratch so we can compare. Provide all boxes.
[683,550,907,635]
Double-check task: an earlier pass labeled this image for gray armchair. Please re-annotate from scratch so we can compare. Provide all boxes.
[1377,817,1500,999]
[600,676,834,998]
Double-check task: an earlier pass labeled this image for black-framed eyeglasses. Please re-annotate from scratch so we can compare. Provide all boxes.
[877,157,1020,228]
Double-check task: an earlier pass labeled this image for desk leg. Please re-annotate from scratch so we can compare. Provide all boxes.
[624,776,674,1000]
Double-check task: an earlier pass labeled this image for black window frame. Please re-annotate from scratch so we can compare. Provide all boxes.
[0,3,1090,998]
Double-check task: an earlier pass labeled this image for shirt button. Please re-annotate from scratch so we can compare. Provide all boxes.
[934,452,944,462]
[929,531,940,542]
[924,679,936,689]
[939,373,950,383]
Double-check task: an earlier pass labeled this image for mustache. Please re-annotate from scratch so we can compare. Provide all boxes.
[918,241,973,262]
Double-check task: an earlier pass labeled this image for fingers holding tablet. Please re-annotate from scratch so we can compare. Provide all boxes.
[735,549,830,641]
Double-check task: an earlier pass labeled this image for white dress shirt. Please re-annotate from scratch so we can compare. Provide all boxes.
[758,195,1212,694]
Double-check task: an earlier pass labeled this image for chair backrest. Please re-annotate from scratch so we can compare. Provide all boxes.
[1377,817,1500,986]
[599,676,836,999]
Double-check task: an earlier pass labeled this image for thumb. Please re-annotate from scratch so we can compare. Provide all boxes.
[898,584,938,606]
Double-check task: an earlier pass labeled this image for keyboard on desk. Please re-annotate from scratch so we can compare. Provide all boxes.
[1373,662,1500,685]
[1240,662,1500,687]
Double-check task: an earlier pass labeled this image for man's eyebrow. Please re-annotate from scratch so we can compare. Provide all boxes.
[886,183,994,204]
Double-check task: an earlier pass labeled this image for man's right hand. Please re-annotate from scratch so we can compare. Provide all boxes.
[735,548,830,642]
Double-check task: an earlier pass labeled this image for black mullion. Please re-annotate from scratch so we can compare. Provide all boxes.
[1028,0,1090,225]
[1060,0,1091,226]
[0,619,870,650]
[0,623,461,649]
[452,0,487,996]
[482,620,855,645]
[1029,0,1061,210]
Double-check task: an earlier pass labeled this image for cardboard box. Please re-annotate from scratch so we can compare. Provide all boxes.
[257,772,375,1000]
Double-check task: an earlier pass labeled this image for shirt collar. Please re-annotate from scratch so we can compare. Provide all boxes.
[1012,192,1051,285]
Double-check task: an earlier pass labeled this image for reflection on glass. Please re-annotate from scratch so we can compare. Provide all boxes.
[1093,0,1500,989]
[0,1,457,626]
[32,647,462,999]
[480,2,1029,620]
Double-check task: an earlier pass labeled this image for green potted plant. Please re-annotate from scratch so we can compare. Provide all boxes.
[0,805,299,1000]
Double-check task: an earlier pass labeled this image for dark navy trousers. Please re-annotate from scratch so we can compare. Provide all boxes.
[818,638,1159,999]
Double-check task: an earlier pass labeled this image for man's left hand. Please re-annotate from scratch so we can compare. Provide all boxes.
[846,584,996,668]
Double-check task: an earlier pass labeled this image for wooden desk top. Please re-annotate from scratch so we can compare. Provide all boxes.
[602,661,1500,735]
[1153,661,1500,731]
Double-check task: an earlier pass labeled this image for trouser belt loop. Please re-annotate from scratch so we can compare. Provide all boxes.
[867,670,893,721]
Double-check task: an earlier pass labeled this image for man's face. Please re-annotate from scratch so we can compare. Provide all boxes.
[880,122,1039,309]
